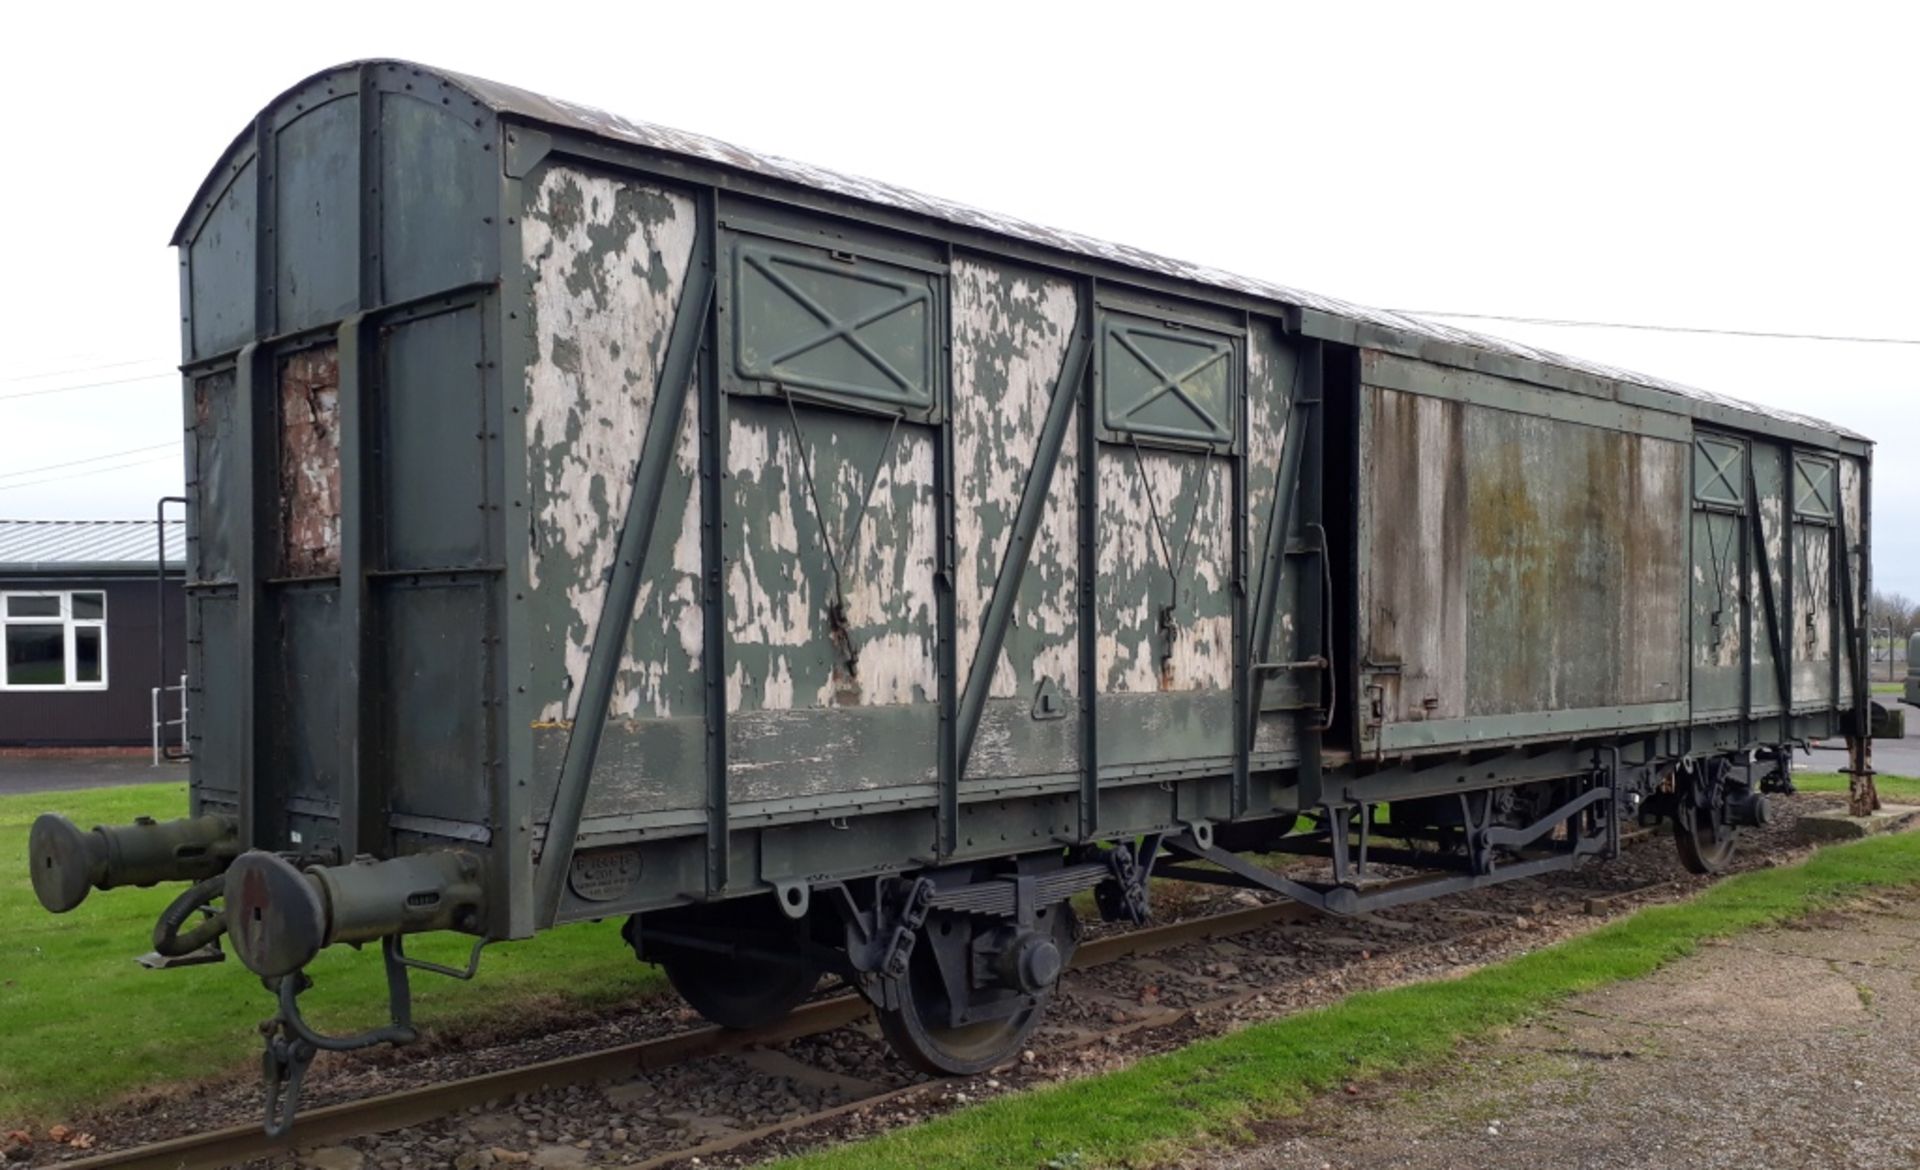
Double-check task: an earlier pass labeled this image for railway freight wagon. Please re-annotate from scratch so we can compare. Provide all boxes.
[30,61,1882,1131]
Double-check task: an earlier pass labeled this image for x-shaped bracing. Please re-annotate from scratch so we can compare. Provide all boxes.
[1110,329,1228,437]
[746,253,924,394]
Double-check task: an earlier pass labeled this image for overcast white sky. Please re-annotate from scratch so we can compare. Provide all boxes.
[0,1,1913,595]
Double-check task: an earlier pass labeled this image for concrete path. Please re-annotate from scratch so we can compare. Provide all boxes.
[1212,893,1920,1170]
[1807,693,1920,778]
[0,754,183,796]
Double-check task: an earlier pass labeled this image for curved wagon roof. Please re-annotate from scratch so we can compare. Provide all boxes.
[176,59,1865,447]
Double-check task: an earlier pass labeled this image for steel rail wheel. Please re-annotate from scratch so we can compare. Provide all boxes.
[876,902,1074,1076]
[662,949,818,1031]
[1673,764,1739,875]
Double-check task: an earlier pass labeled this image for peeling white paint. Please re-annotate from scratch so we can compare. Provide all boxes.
[523,166,695,720]
[951,259,1080,703]
[1095,447,1233,693]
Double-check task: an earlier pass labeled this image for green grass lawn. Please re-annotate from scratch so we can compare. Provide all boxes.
[1795,770,1920,802]
[772,818,1920,1170]
[1871,680,1904,695]
[0,782,662,1126]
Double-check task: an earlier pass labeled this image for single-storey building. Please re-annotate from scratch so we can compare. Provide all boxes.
[0,519,185,748]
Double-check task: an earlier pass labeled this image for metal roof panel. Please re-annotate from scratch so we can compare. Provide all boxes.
[0,520,184,572]
[174,60,1866,445]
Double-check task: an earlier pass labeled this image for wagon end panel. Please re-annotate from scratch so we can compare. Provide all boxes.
[1353,354,1689,755]
[173,63,510,881]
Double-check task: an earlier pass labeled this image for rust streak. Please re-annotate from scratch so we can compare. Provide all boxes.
[278,345,341,577]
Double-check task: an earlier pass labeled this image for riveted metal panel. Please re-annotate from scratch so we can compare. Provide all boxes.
[382,578,493,824]
[273,98,360,332]
[191,592,242,800]
[190,371,240,583]
[378,92,492,304]
[379,306,490,569]
[266,585,342,844]
[185,161,257,360]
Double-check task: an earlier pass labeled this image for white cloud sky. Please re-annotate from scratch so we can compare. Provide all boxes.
[0,0,1913,593]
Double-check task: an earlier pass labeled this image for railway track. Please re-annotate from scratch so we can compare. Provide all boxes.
[51,824,1737,1170]
[55,893,1341,1170]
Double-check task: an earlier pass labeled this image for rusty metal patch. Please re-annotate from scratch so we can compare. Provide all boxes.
[278,346,341,576]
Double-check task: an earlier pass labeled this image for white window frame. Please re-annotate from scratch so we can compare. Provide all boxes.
[1,590,109,692]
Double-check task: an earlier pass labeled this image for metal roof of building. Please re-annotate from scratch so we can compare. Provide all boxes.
[0,520,184,573]
[178,60,1866,446]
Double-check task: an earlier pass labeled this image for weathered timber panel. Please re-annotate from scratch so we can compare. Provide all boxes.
[1461,405,1686,717]
[724,398,939,801]
[1359,371,1687,746]
[1358,387,1469,724]
[278,346,342,577]
[1095,448,1234,696]
[950,257,1080,780]
[1791,518,1834,704]
[1690,506,1745,715]
[1749,441,1788,714]
[1093,438,1234,770]
[520,164,697,726]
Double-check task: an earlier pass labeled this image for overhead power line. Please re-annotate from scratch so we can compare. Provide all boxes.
[0,441,183,482]
[2,356,171,384]
[1392,310,1920,347]
[0,453,182,493]
[0,371,176,403]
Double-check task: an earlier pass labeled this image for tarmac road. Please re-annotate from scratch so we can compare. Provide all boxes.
[1806,689,1920,778]
[0,753,182,797]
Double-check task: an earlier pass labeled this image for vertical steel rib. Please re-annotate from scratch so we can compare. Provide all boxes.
[532,224,716,926]
[1075,280,1101,842]
[1246,340,1312,741]
[696,191,728,895]
[954,294,1093,777]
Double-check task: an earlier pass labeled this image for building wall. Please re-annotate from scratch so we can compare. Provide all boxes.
[0,573,185,747]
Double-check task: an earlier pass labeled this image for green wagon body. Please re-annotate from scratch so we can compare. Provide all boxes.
[31,59,1877,1125]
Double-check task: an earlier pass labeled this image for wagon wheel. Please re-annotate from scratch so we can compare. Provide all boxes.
[1673,763,1738,876]
[877,903,1074,1076]
[662,947,818,1031]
